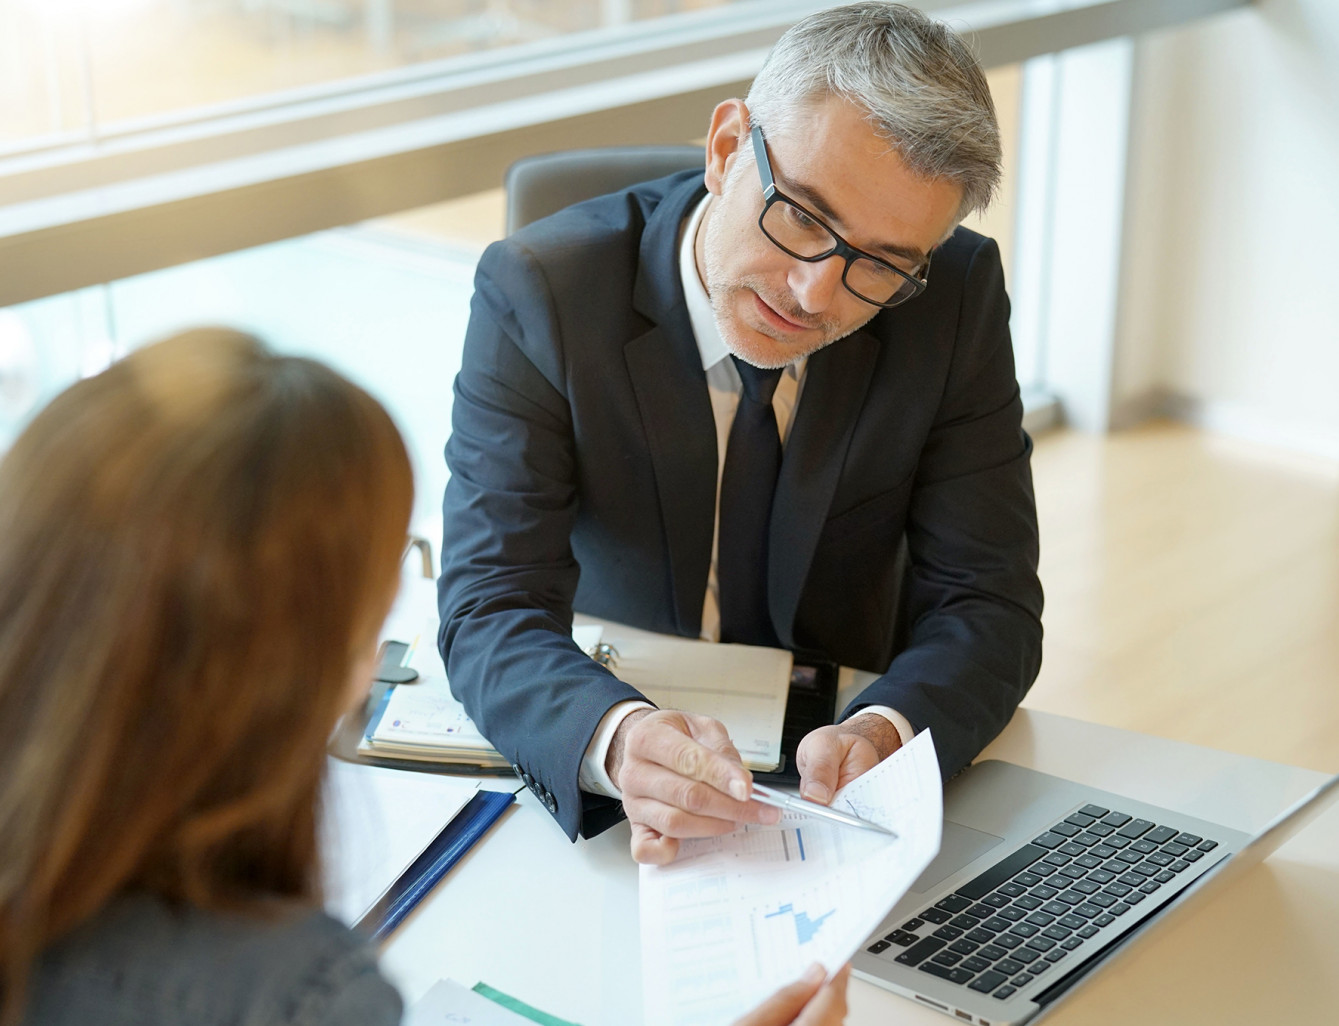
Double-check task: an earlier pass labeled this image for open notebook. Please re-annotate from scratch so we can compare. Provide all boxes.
[359,617,793,772]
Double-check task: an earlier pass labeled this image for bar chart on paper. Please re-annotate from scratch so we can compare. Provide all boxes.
[762,902,836,946]
[640,731,944,1026]
[744,872,868,982]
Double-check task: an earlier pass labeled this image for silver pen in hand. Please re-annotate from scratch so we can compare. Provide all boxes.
[751,783,896,837]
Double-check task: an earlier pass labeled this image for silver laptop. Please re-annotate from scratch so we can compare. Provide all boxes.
[852,759,1339,1025]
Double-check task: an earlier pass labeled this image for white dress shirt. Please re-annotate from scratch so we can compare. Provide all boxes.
[577,194,914,797]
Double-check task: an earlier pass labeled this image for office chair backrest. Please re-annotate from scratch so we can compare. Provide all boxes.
[504,145,705,235]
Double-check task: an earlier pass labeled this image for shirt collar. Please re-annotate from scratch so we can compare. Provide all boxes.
[679,193,730,372]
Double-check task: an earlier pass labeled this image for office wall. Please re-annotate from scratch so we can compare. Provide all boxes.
[1115,0,1339,460]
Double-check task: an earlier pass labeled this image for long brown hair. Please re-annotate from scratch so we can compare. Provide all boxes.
[0,329,413,1017]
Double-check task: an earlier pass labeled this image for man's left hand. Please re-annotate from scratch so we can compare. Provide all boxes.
[794,713,903,805]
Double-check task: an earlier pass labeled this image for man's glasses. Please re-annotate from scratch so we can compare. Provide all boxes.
[750,124,930,309]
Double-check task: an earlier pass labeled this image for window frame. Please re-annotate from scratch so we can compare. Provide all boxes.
[0,0,1248,309]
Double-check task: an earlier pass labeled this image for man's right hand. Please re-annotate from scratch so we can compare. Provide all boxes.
[607,708,781,864]
[733,964,850,1026]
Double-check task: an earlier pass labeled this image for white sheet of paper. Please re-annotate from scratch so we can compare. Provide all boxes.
[320,760,478,926]
[405,979,535,1026]
[638,730,943,1026]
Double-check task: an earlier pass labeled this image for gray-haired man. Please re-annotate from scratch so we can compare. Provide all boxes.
[439,2,1043,867]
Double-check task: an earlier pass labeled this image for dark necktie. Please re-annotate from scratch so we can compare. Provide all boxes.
[718,357,784,647]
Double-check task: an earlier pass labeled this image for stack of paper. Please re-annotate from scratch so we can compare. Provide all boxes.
[361,616,793,773]
[639,731,944,1026]
[359,626,605,767]
[358,676,515,768]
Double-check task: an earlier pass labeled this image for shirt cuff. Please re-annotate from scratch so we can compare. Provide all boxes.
[578,699,657,798]
[850,704,917,749]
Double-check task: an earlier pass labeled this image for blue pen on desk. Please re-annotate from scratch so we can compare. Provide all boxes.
[751,783,896,837]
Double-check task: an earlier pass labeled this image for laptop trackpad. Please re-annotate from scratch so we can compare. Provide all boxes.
[908,820,1004,893]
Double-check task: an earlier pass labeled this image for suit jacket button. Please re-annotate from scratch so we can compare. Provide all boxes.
[542,790,557,813]
[511,763,524,777]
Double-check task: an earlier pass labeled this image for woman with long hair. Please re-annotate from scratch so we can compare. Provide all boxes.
[0,329,847,1025]
[0,330,413,1024]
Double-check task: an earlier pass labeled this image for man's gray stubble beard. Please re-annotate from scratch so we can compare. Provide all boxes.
[707,275,855,369]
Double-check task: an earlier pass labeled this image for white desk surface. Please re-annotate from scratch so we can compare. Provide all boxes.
[375,700,1339,1026]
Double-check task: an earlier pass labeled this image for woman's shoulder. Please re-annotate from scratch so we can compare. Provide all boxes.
[26,894,403,1026]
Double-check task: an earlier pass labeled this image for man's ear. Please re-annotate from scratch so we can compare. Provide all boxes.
[703,99,751,197]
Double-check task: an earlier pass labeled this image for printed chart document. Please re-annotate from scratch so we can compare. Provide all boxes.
[320,759,478,926]
[639,730,943,1026]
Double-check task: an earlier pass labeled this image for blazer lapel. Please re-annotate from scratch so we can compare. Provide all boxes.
[626,173,717,636]
[768,329,881,648]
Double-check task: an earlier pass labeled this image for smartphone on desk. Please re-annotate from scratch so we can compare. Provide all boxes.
[751,659,838,785]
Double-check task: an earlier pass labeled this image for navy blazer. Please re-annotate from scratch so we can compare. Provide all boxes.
[439,171,1043,840]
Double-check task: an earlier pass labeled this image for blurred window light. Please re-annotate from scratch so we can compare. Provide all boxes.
[19,0,158,16]
[0,217,478,527]
[0,0,755,146]
[78,333,122,379]
[0,310,38,444]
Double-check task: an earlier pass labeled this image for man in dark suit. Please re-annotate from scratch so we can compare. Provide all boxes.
[439,2,1043,864]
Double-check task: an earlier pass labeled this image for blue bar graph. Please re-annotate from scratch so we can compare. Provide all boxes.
[764,902,836,945]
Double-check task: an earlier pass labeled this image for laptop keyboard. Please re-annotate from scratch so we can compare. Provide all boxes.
[866,804,1221,1002]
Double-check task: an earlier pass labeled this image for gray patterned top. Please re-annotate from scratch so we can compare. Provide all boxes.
[23,894,403,1026]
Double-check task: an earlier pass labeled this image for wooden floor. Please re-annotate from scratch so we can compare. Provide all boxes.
[1027,420,1339,773]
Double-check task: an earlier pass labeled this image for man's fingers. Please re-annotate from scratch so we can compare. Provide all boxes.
[621,761,778,826]
[620,710,786,859]
[634,714,753,801]
[629,822,679,865]
[797,725,883,802]
[730,964,825,1026]
[696,719,745,762]
[834,739,880,791]
[795,727,844,805]
[623,795,760,841]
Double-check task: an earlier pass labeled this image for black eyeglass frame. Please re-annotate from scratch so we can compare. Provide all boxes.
[749,124,931,309]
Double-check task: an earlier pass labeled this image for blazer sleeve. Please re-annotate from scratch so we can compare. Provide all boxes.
[840,236,1044,780]
[438,240,647,841]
